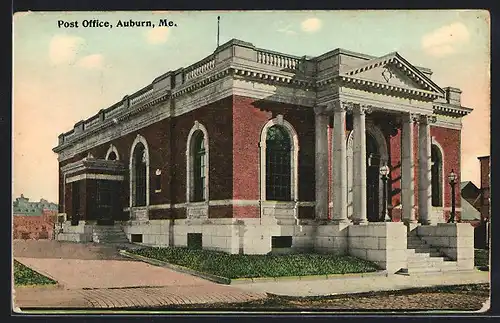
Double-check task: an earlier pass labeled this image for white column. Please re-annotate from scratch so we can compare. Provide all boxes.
[401,113,417,224]
[331,101,349,224]
[418,115,433,225]
[352,104,368,225]
[315,106,329,221]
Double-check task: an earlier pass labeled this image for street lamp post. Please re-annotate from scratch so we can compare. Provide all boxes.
[448,169,457,223]
[379,164,391,222]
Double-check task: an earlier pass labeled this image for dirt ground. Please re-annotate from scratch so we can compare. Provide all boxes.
[155,284,490,312]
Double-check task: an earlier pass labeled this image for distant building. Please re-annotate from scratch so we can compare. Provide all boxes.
[478,156,490,222]
[460,157,490,249]
[459,181,481,224]
[478,156,490,249]
[13,194,58,216]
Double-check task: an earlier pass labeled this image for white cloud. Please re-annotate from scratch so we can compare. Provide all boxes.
[48,34,85,65]
[421,22,470,57]
[146,27,170,44]
[76,54,104,69]
[301,18,322,33]
[277,24,297,36]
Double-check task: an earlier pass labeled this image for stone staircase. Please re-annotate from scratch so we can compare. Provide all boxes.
[397,232,460,275]
[92,225,130,244]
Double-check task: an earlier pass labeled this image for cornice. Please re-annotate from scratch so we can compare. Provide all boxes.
[336,75,440,100]
[433,103,472,117]
[54,90,171,153]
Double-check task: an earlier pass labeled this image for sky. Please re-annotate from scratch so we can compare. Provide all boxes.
[13,10,490,203]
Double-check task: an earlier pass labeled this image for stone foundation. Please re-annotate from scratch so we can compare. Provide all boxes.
[348,222,408,273]
[416,223,475,270]
[56,221,93,242]
[55,217,472,275]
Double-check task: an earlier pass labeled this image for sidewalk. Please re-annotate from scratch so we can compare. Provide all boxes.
[233,269,489,297]
[14,284,265,309]
[13,256,267,309]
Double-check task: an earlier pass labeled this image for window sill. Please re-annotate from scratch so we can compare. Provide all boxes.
[155,190,162,193]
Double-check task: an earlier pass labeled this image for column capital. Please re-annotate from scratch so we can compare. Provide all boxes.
[314,105,327,115]
[332,101,351,112]
[359,104,373,115]
[419,114,437,124]
[402,112,420,123]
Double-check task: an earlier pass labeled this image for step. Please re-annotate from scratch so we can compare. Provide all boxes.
[412,247,434,254]
[98,239,129,242]
[408,252,431,260]
[93,228,124,233]
[430,251,446,257]
[93,235,127,240]
[407,240,427,247]
[399,267,443,274]
[408,260,433,268]
[94,238,129,242]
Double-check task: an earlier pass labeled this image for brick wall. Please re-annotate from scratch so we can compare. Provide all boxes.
[57,94,463,222]
[389,129,402,221]
[431,126,461,211]
[13,215,55,240]
[232,95,316,218]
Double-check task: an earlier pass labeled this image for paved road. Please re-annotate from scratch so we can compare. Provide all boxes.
[13,240,266,309]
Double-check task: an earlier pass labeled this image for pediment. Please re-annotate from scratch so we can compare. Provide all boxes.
[349,64,427,90]
[342,52,444,95]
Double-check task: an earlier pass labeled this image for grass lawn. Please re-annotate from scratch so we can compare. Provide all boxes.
[129,247,379,279]
[13,260,57,286]
[474,249,489,268]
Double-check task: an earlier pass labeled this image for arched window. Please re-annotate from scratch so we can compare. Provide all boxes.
[132,143,147,207]
[192,132,206,202]
[106,144,120,161]
[266,125,292,201]
[431,144,443,207]
[186,121,209,203]
[129,135,150,208]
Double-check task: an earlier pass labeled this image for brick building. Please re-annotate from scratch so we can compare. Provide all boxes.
[13,194,58,217]
[13,194,58,239]
[53,39,475,273]
[477,156,490,249]
[478,156,490,222]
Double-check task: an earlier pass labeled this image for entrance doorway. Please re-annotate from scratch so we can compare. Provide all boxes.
[71,181,80,225]
[366,133,381,222]
[347,126,387,223]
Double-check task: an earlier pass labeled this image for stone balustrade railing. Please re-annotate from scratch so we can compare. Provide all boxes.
[256,50,300,70]
[130,87,155,106]
[103,102,124,119]
[57,40,306,146]
[184,56,216,81]
[83,115,100,130]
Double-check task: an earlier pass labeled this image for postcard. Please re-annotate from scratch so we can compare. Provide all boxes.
[12,10,490,313]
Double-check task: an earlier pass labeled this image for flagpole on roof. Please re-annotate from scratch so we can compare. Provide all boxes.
[217,16,220,48]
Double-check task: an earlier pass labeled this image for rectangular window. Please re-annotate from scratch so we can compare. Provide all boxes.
[193,155,206,202]
[131,234,143,243]
[155,174,162,192]
[272,236,293,248]
[187,233,203,249]
[266,150,291,201]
